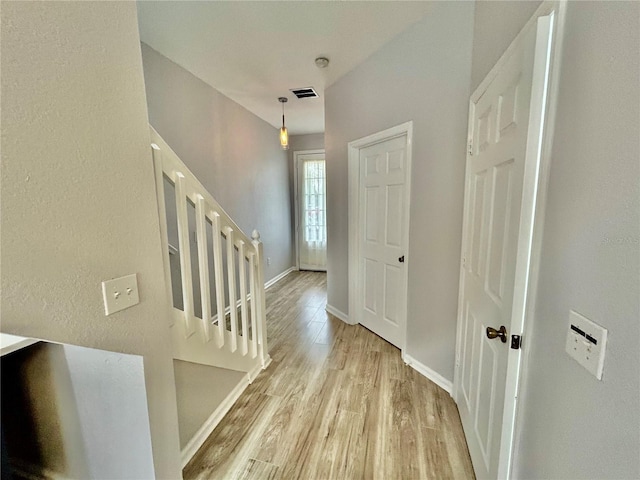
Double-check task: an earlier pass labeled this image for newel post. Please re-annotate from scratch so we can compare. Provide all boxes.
[252,230,269,367]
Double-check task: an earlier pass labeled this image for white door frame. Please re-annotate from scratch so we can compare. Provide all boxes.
[293,149,325,270]
[453,1,567,478]
[347,122,413,351]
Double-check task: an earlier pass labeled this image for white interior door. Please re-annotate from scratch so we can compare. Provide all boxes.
[455,13,553,480]
[356,133,409,348]
[296,152,327,271]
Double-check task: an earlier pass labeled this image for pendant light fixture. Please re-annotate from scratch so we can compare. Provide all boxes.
[278,97,289,150]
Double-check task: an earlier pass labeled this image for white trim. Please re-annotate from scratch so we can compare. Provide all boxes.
[180,356,271,467]
[498,10,557,480]
[205,265,296,324]
[511,2,567,476]
[152,144,177,329]
[293,149,327,271]
[181,372,250,467]
[178,311,274,468]
[247,355,271,382]
[325,303,351,324]
[259,353,272,373]
[348,121,413,351]
[0,333,39,356]
[471,2,561,104]
[264,266,297,290]
[210,294,250,326]
[452,2,566,478]
[402,353,453,394]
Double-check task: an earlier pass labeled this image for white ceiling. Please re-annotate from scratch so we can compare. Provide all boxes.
[137,1,434,135]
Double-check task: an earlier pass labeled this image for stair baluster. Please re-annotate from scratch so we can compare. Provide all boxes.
[150,126,270,374]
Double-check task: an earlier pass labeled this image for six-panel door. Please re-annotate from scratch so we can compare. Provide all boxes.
[457,23,538,479]
[358,135,408,348]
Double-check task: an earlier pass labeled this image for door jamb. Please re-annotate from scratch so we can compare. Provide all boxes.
[347,122,413,349]
[452,1,567,478]
[509,1,567,476]
[293,149,325,270]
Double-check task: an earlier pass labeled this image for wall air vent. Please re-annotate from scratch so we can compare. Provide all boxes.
[290,87,319,99]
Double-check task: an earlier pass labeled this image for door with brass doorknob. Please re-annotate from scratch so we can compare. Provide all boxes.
[486,325,507,343]
[452,11,554,479]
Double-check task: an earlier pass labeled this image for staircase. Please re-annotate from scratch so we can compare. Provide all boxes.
[150,127,271,381]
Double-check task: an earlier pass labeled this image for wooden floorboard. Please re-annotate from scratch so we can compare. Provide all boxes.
[184,271,475,480]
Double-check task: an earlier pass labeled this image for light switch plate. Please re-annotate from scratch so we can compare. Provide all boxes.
[565,310,607,380]
[102,274,139,316]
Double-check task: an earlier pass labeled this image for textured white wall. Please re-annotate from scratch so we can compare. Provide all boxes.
[512,2,640,477]
[63,344,155,479]
[141,44,295,283]
[325,2,474,380]
[0,2,182,477]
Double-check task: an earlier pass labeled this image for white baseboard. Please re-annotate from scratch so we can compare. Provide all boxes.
[402,353,453,395]
[180,356,273,467]
[260,355,272,373]
[180,375,250,467]
[248,355,271,382]
[264,266,297,290]
[325,304,351,324]
[208,266,297,324]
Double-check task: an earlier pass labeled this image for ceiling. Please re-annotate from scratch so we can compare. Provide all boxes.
[136,1,434,135]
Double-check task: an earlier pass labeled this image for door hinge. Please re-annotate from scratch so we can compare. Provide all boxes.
[468,140,473,156]
[511,334,522,350]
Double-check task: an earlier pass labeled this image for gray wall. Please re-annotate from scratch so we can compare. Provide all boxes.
[325,2,474,380]
[2,342,154,479]
[0,3,181,477]
[2,343,90,478]
[141,44,295,283]
[173,360,245,449]
[512,2,640,478]
[289,133,325,156]
[63,344,155,480]
[470,1,542,92]
[288,134,326,266]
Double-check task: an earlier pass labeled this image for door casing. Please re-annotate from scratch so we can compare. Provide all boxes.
[453,1,567,478]
[347,122,413,353]
[293,149,326,271]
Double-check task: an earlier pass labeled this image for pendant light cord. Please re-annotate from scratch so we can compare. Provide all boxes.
[282,102,286,128]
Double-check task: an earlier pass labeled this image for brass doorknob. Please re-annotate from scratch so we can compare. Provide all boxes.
[486,325,507,343]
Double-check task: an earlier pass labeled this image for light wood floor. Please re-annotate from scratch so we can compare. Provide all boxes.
[184,271,475,480]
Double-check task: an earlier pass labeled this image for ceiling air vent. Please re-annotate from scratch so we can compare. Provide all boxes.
[290,87,319,99]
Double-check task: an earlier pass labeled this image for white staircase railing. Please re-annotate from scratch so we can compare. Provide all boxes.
[150,127,269,376]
